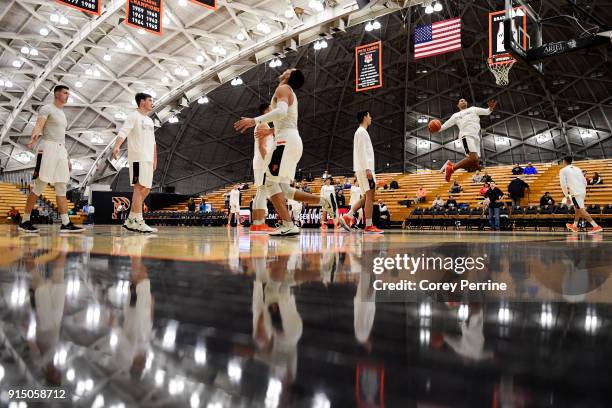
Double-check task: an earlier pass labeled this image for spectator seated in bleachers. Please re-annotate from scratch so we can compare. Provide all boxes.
[523,162,538,175]
[336,188,346,207]
[589,172,603,185]
[507,176,529,208]
[415,186,427,203]
[472,170,484,183]
[583,170,590,184]
[378,200,390,228]
[390,180,399,190]
[449,181,463,194]
[398,195,412,208]
[482,172,492,183]
[343,176,351,189]
[199,201,206,213]
[445,196,458,209]
[479,182,490,197]
[539,192,555,207]
[432,195,445,209]
[187,198,196,212]
[512,163,524,175]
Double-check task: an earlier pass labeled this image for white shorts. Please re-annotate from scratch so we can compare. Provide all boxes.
[266,130,302,183]
[230,203,240,213]
[33,140,70,184]
[253,167,267,187]
[355,170,377,195]
[460,135,480,156]
[571,194,586,209]
[129,161,153,189]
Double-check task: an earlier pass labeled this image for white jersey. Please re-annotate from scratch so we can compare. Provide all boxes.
[349,185,361,205]
[38,104,67,144]
[320,184,335,197]
[253,124,274,170]
[271,90,298,132]
[229,188,241,206]
[559,165,587,196]
[353,126,375,172]
[440,106,491,138]
[118,111,156,162]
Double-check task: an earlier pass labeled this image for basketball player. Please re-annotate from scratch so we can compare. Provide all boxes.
[559,156,603,234]
[112,93,158,233]
[234,68,337,236]
[339,111,383,233]
[19,85,84,233]
[250,103,275,233]
[349,178,363,227]
[319,178,336,230]
[431,99,497,182]
[228,185,241,228]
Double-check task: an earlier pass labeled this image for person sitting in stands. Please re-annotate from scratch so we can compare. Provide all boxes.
[539,192,555,207]
[589,172,603,185]
[449,181,463,194]
[336,188,346,207]
[583,170,591,184]
[398,195,411,208]
[390,180,399,189]
[507,176,529,208]
[199,201,206,213]
[482,172,492,183]
[378,200,390,228]
[445,196,458,208]
[512,163,524,175]
[343,176,351,189]
[188,198,196,212]
[479,182,490,197]
[432,195,445,209]
[415,186,427,203]
[302,183,311,193]
[523,162,537,175]
[472,170,483,183]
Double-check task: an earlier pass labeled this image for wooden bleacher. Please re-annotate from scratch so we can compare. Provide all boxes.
[0,183,27,223]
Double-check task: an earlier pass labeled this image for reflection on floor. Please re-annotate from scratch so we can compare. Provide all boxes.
[1,225,612,407]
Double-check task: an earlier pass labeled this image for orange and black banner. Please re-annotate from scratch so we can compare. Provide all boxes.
[355,41,383,92]
[56,0,101,16]
[191,0,217,10]
[126,0,163,35]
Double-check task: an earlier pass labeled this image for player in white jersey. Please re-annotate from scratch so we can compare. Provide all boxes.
[19,85,84,234]
[319,178,337,230]
[250,103,276,233]
[228,185,241,228]
[339,111,383,234]
[559,156,603,234]
[112,93,158,233]
[234,68,337,237]
[431,99,497,182]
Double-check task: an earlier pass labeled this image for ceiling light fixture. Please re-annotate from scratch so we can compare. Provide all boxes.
[198,96,209,104]
[257,21,271,34]
[12,59,23,68]
[433,2,443,12]
[236,32,246,41]
[103,52,112,61]
[425,4,434,14]
[308,0,324,12]
[50,13,60,23]
[40,27,49,36]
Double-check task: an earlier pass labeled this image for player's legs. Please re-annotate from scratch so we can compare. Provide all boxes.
[19,179,44,232]
[453,152,480,172]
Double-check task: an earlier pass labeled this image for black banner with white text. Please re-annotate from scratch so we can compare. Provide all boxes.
[126,0,163,35]
[355,41,383,92]
[56,0,101,15]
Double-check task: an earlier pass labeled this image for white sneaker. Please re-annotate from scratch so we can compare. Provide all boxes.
[321,194,339,224]
[123,218,137,232]
[269,224,300,236]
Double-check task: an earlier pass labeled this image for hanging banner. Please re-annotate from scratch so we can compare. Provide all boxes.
[126,0,163,35]
[488,7,527,64]
[355,41,382,92]
[56,0,101,16]
[191,0,217,10]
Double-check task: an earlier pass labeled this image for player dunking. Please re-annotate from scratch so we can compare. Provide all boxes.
[19,85,84,234]
[234,68,337,236]
[249,103,275,233]
[431,99,497,181]
[339,111,383,234]
[112,93,158,234]
[559,156,603,234]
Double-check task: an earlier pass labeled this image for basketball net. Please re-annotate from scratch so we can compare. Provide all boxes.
[488,59,515,87]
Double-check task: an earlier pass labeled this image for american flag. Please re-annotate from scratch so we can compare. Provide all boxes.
[414,18,461,60]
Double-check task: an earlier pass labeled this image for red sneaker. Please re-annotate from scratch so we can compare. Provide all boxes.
[445,162,455,182]
[320,224,328,231]
[566,223,579,233]
[250,224,273,234]
[364,226,384,234]
[339,214,355,232]
[588,225,603,234]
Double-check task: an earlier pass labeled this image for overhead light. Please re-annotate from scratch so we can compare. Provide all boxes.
[67,96,74,103]
[12,59,23,68]
[425,4,434,14]
[40,27,49,36]
[314,39,328,50]
[433,2,443,12]
[124,42,133,52]
[257,21,271,34]
[198,96,209,104]
[284,7,295,18]
[91,133,104,144]
[495,136,509,145]
[20,46,30,54]
[30,48,39,56]
[103,52,112,61]
[231,77,243,86]
[161,76,169,84]
[59,15,69,25]
[212,45,226,56]
[168,115,179,124]
[269,58,282,68]
[114,111,127,120]
[75,81,83,88]
[236,32,246,41]
[4,79,12,88]
[365,21,373,32]
[179,0,187,6]
[145,89,157,98]
[196,55,204,62]
[138,28,146,35]
[50,13,60,23]
[14,151,34,164]
[117,40,126,49]
[417,140,430,148]
[70,159,84,171]
[93,69,101,77]
[372,20,381,30]
[417,116,428,124]
[309,0,324,12]
[85,67,93,76]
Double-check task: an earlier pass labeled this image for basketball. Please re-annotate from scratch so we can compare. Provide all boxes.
[428,119,442,133]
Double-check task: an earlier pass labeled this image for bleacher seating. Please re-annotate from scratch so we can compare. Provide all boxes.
[1,182,80,224]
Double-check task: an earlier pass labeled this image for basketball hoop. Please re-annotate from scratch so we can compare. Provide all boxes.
[488,59,515,87]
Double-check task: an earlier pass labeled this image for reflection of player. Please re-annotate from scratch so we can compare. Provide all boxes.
[559,156,603,234]
[443,305,493,361]
[228,185,241,228]
[250,104,276,234]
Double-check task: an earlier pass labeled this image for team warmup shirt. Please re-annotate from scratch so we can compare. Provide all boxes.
[350,185,361,204]
[230,189,241,207]
[118,111,156,162]
[38,104,67,144]
[353,126,375,172]
[440,106,491,137]
[559,165,587,196]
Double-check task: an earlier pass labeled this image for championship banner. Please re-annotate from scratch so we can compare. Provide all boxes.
[355,41,382,92]
[126,0,163,35]
[191,0,217,10]
[56,0,101,15]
